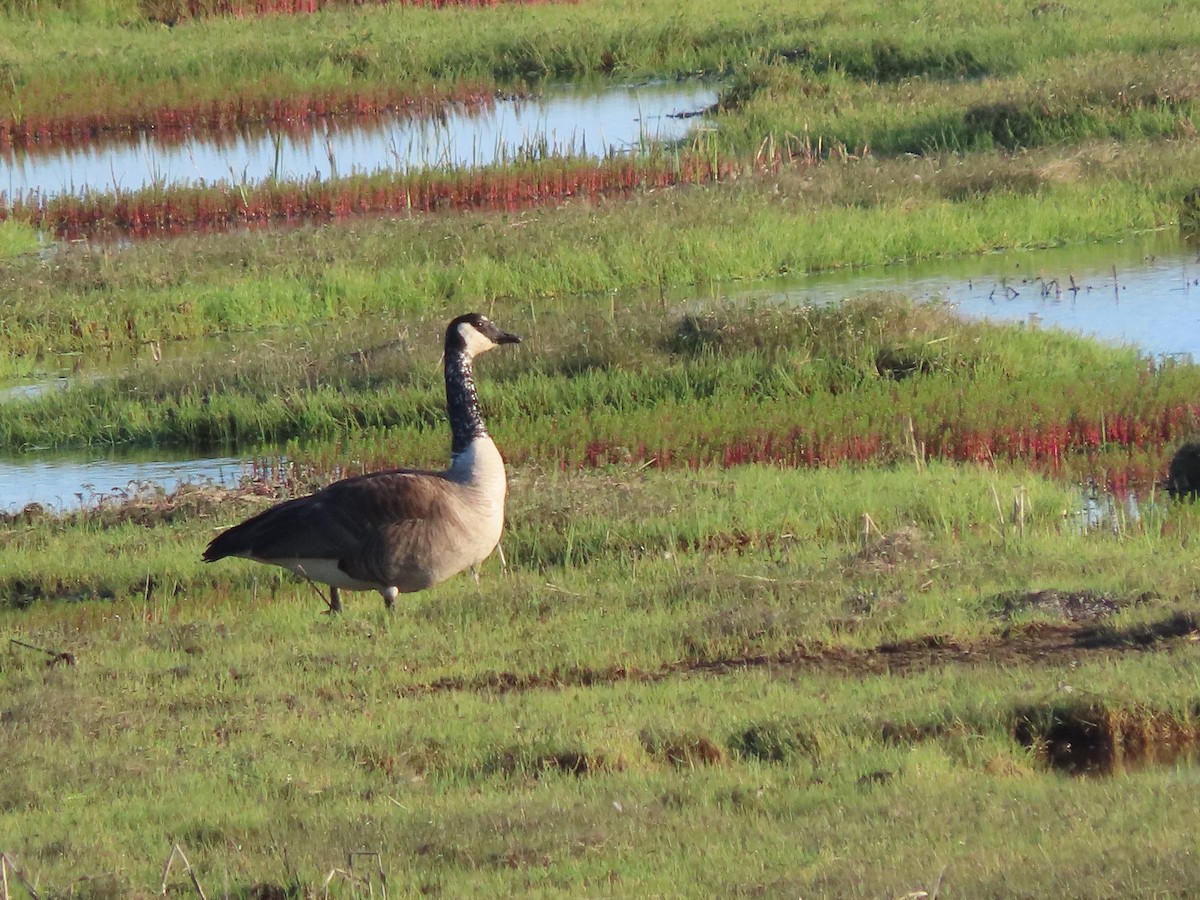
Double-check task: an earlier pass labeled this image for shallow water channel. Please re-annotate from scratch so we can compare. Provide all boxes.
[2,232,1197,511]
[0,450,247,512]
[720,231,1200,361]
[0,81,718,202]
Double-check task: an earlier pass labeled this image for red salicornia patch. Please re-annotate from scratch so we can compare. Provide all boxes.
[0,84,501,154]
[3,153,745,240]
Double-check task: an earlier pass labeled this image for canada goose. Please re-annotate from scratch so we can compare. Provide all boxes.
[202,312,521,612]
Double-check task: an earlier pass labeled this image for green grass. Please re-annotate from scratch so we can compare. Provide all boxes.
[1,136,1196,372]
[3,1,1200,894]
[0,219,37,257]
[2,0,1198,117]
[3,451,1198,663]
[3,300,1200,897]
[3,460,1200,894]
[10,656,1200,895]
[3,300,1198,509]
[714,48,1200,156]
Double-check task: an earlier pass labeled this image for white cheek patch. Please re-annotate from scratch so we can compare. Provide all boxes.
[457,321,496,356]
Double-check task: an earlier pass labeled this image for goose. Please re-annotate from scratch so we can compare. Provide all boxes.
[202,312,521,612]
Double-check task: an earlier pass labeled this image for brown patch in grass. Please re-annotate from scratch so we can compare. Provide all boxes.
[354,747,405,778]
[662,310,797,356]
[530,750,592,775]
[9,637,77,667]
[856,769,894,786]
[62,873,126,899]
[846,525,928,576]
[0,483,229,529]
[1015,702,1200,775]
[874,348,936,380]
[400,611,1198,698]
[485,746,612,778]
[983,753,1034,778]
[246,885,297,900]
[880,719,967,745]
[682,530,784,554]
[640,730,726,768]
[995,588,1155,623]
[839,589,908,624]
[940,169,1045,201]
[1075,610,1199,648]
[0,478,311,532]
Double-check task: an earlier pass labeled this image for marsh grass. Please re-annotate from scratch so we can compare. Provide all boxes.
[2,484,1200,895]
[3,1,1200,892]
[717,50,1200,157]
[0,220,38,258]
[0,0,1195,250]
[5,461,1198,650]
[3,129,1197,370]
[3,321,1200,893]
[0,0,901,127]
[3,0,1199,126]
[3,300,1197,513]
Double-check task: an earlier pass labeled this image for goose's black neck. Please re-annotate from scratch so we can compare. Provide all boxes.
[445,346,486,455]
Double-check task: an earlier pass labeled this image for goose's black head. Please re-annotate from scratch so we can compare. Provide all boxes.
[445,313,522,357]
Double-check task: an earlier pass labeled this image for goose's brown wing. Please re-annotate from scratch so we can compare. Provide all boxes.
[203,470,459,585]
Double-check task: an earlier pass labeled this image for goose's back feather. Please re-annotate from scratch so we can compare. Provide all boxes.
[203,460,502,593]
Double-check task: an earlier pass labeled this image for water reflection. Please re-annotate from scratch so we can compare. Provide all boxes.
[1078,487,1143,533]
[0,451,247,512]
[0,376,70,402]
[0,82,718,202]
[728,232,1200,360]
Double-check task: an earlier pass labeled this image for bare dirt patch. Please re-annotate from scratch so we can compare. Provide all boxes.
[845,524,929,576]
[995,588,1155,622]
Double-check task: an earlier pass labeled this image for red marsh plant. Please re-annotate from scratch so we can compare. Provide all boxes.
[497,303,1200,492]
[4,152,742,240]
[553,411,1197,481]
[0,83,501,154]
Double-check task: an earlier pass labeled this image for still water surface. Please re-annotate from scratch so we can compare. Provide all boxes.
[0,450,247,512]
[723,232,1200,361]
[0,81,718,202]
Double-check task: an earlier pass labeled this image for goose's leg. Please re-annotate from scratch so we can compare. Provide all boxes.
[299,565,341,614]
[382,586,398,611]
